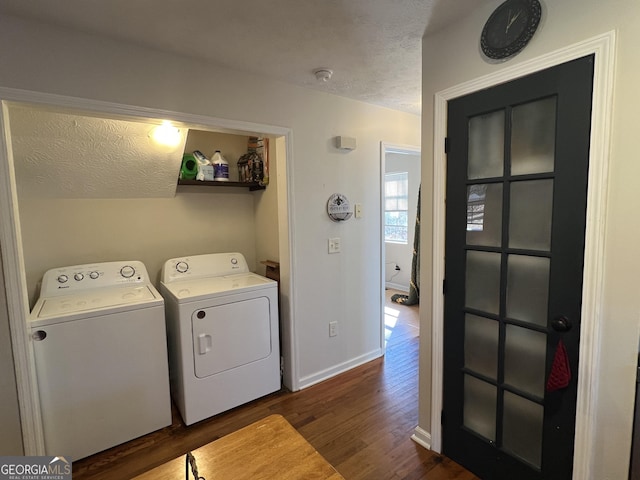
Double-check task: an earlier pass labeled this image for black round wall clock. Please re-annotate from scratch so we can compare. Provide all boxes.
[481,0,542,60]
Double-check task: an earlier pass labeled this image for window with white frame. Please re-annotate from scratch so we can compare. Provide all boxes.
[384,172,409,244]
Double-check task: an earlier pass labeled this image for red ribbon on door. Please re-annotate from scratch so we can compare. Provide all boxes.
[546,339,571,392]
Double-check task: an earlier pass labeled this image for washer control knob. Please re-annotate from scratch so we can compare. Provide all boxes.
[89,271,99,279]
[120,265,135,278]
[74,273,84,281]
[57,275,68,284]
[231,258,238,265]
[32,330,47,341]
[176,261,189,273]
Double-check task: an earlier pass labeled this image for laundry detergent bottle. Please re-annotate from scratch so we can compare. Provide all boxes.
[211,150,229,181]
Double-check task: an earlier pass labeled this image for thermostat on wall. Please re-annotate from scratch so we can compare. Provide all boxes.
[327,193,353,222]
[335,136,356,150]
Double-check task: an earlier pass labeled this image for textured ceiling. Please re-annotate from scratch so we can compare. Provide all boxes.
[0,0,494,116]
[10,104,186,198]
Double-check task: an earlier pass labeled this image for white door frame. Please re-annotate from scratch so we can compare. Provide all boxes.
[428,31,616,479]
[379,142,421,351]
[0,87,298,454]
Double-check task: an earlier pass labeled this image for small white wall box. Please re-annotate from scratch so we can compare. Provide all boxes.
[335,136,357,150]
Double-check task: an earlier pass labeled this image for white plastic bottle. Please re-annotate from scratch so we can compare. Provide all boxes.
[192,150,213,181]
[211,150,229,181]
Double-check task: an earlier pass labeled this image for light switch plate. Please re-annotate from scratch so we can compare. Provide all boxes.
[329,321,338,337]
[328,237,341,253]
[354,203,362,218]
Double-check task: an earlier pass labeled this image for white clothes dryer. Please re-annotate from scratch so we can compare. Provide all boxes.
[160,252,280,426]
[29,261,172,460]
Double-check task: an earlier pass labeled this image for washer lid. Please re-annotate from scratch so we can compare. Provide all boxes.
[31,285,161,325]
[160,273,276,303]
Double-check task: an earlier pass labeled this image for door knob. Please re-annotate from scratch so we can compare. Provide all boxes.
[551,315,572,332]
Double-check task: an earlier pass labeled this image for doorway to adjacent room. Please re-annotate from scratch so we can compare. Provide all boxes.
[380,143,420,351]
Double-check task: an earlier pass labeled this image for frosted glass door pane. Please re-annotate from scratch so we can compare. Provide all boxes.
[504,325,546,398]
[466,251,501,315]
[467,183,503,247]
[506,255,550,326]
[509,179,553,251]
[468,110,504,180]
[511,97,557,175]
[464,375,496,441]
[465,314,499,380]
[503,392,543,468]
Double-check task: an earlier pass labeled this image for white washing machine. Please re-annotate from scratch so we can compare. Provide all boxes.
[160,252,280,426]
[29,261,172,460]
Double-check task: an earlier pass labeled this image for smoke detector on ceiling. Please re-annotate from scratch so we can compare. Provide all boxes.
[313,68,333,82]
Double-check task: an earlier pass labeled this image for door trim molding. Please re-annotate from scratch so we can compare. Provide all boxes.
[0,86,298,452]
[0,100,43,454]
[429,31,616,480]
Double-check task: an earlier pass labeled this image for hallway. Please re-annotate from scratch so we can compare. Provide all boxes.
[73,293,477,479]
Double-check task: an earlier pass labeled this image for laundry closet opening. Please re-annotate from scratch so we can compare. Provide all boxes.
[2,98,296,451]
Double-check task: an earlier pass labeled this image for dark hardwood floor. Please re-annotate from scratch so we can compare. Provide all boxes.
[73,290,477,479]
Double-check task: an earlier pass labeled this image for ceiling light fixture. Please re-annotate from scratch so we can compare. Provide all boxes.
[150,121,181,147]
[314,68,333,82]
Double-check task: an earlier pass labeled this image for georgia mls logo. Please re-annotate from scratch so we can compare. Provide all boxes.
[0,456,71,480]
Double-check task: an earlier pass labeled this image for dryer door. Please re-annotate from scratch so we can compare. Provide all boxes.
[192,296,272,378]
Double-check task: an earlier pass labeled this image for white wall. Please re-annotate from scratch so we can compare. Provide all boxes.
[419,1,640,477]
[253,138,281,277]
[384,151,420,291]
[17,192,259,305]
[0,12,420,406]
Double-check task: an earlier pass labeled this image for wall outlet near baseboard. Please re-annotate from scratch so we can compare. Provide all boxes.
[329,321,338,337]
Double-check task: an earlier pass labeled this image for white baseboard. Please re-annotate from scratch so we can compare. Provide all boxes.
[385,282,409,292]
[298,348,383,389]
[411,425,432,450]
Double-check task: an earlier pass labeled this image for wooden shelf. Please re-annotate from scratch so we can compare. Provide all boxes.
[177,179,265,191]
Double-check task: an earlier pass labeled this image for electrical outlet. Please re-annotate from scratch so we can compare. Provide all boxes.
[354,203,363,218]
[329,321,338,337]
[328,237,341,254]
